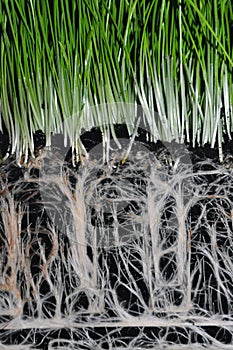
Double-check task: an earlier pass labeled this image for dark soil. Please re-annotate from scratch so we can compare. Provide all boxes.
[0,127,233,348]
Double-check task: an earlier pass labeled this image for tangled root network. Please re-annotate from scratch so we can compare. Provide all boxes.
[0,145,233,349]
